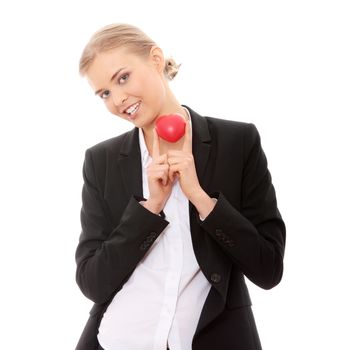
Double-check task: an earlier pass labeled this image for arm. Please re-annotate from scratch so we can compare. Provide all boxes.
[75,149,169,304]
[197,123,286,290]
[189,191,218,220]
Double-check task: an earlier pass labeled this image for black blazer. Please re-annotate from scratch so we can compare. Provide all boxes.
[75,105,286,350]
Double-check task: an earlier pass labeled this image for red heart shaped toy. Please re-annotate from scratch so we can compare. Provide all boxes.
[155,114,186,142]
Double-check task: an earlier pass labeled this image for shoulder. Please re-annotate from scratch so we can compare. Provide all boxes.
[81,128,137,179]
[205,115,254,131]
[203,115,260,146]
[81,129,137,187]
[88,130,132,152]
[84,128,134,157]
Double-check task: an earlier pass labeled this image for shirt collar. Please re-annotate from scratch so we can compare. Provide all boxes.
[138,107,192,169]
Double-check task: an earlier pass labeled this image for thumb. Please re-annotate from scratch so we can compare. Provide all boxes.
[170,171,178,182]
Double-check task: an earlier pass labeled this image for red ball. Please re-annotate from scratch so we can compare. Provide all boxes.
[155,114,186,142]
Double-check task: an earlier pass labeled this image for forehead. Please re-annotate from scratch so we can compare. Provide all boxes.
[86,48,144,89]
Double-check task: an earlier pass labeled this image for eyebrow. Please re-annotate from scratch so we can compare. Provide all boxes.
[94,67,126,95]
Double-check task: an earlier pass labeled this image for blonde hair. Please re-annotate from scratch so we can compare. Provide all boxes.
[79,23,181,80]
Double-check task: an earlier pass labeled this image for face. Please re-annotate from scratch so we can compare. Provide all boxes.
[86,46,169,130]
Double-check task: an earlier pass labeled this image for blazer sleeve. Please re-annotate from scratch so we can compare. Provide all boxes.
[75,148,169,304]
[198,123,286,290]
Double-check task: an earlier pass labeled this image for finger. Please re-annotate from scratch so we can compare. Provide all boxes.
[169,168,178,182]
[169,168,175,182]
[155,153,167,165]
[167,150,183,156]
[170,163,181,173]
[148,163,169,172]
[167,157,178,167]
[169,164,181,180]
[182,119,192,153]
[155,164,170,186]
[167,153,190,166]
[146,162,167,178]
[167,151,184,166]
[151,170,168,186]
[161,168,172,186]
[152,128,160,158]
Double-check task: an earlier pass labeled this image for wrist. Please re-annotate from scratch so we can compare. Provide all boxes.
[142,199,163,215]
[188,187,207,204]
[189,189,217,220]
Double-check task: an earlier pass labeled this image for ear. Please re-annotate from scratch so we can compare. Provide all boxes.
[149,46,165,73]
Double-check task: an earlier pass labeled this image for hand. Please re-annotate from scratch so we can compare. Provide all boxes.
[144,128,175,213]
[167,119,202,201]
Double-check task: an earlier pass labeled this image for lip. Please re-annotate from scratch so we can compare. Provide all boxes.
[126,101,141,120]
[123,101,141,114]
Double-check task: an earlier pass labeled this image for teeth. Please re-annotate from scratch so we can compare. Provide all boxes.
[126,102,140,115]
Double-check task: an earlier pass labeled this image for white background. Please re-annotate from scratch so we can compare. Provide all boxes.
[1,0,349,349]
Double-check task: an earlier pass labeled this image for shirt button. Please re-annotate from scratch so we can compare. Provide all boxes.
[210,273,221,283]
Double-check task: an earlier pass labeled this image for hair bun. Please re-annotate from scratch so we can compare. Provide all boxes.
[164,57,181,80]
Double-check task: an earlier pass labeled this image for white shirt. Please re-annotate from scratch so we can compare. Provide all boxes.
[97,108,212,350]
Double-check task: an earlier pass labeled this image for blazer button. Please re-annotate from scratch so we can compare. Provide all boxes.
[145,236,153,243]
[223,236,231,244]
[215,229,224,238]
[140,242,150,250]
[228,240,235,247]
[210,273,221,283]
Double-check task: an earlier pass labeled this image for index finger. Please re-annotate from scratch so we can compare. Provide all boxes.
[182,118,192,153]
[152,128,160,158]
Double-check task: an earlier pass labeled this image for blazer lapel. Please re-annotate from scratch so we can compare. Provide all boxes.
[118,128,143,199]
[183,104,212,191]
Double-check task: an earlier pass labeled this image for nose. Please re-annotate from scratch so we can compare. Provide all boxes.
[111,89,127,107]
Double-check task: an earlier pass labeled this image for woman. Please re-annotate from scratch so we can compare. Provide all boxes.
[75,23,286,350]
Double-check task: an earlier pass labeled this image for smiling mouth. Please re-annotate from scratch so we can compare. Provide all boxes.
[124,101,141,117]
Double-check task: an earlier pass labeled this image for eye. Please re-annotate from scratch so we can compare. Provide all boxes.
[100,90,110,99]
[119,73,129,84]
[99,73,129,99]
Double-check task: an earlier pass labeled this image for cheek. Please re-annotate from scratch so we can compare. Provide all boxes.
[105,100,118,115]
[142,73,166,102]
